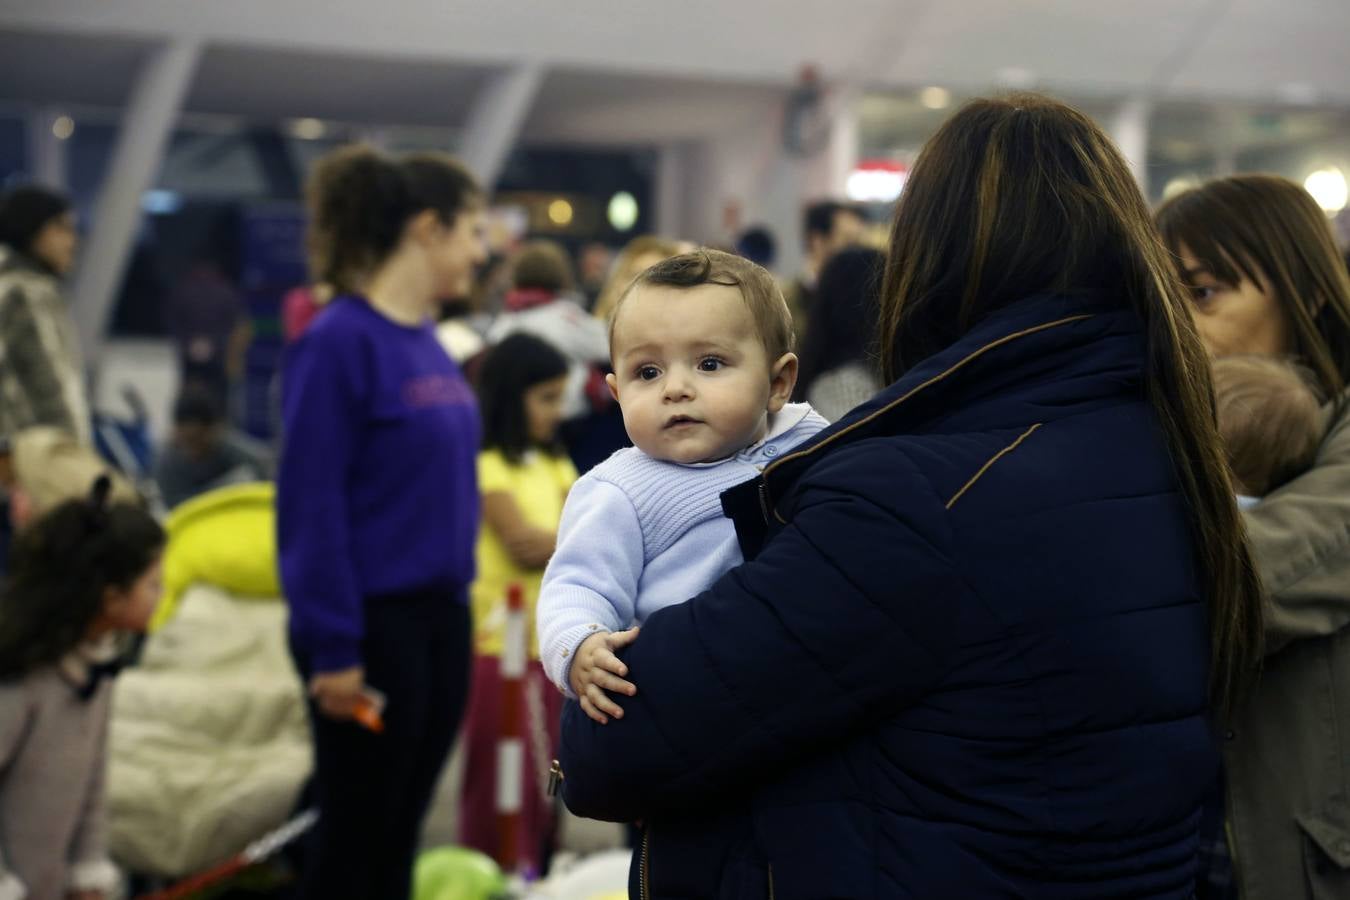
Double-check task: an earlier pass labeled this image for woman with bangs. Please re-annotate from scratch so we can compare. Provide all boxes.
[1158,176,1350,899]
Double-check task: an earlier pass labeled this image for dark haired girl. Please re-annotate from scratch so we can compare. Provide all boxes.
[459,332,574,871]
[0,481,164,900]
[794,245,884,421]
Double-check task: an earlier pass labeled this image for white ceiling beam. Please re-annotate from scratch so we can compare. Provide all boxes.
[458,63,544,190]
[71,36,202,368]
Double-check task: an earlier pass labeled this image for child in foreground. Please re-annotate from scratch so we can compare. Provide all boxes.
[537,249,829,723]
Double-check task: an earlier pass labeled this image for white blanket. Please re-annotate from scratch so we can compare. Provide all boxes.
[107,585,311,876]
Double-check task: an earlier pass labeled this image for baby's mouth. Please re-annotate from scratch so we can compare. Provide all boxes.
[664,415,701,429]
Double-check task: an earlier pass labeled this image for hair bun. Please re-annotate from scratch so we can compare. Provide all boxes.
[89,474,112,509]
[82,474,113,531]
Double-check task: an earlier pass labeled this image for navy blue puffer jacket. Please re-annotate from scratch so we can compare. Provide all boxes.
[559,292,1217,899]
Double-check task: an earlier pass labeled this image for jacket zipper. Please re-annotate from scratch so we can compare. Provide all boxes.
[768,863,775,899]
[640,826,651,900]
[757,313,1093,524]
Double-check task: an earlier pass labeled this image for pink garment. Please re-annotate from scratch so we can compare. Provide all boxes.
[282,286,323,343]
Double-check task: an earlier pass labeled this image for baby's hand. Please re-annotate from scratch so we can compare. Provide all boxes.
[569,627,640,724]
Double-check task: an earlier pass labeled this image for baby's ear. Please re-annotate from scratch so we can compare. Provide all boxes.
[605,372,620,403]
[767,353,799,413]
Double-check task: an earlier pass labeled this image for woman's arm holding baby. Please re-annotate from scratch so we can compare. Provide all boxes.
[537,476,647,718]
[558,444,960,822]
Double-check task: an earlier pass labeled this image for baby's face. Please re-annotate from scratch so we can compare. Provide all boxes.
[607,283,787,465]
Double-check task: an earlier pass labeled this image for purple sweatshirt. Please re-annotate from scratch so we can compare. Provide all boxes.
[278,296,480,672]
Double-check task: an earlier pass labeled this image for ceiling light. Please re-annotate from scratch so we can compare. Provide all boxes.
[51,116,74,140]
[846,162,907,203]
[607,192,639,231]
[1304,167,1348,213]
[547,199,574,227]
[1277,82,1318,105]
[1162,176,1201,201]
[918,86,951,110]
[289,118,326,140]
[995,67,1036,89]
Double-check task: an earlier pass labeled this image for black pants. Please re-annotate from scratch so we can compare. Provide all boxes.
[292,586,471,900]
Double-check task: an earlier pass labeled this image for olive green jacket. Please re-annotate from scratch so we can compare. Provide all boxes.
[1229,396,1350,899]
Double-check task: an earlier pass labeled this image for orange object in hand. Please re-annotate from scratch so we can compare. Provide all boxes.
[352,687,386,733]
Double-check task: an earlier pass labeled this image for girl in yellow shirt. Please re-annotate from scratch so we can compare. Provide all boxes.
[460,332,576,872]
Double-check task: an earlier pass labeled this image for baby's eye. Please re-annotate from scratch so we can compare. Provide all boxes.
[637,365,661,381]
[698,357,725,372]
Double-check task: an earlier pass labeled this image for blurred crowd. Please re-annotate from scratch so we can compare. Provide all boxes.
[1,91,1349,900]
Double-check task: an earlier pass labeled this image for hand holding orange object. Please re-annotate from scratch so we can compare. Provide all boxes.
[351,687,386,733]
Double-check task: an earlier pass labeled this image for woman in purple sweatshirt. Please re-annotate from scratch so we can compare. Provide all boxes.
[277,145,486,900]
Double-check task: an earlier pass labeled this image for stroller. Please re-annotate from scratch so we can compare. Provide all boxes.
[92,383,163,510]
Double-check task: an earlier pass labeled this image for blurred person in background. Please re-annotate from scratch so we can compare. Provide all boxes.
[470,252,514,317]
[568,236,686,473]
[6,427,139,532]
[281,281,333,344]
[458,333,575,872]
[783,199,866,333]
[435,295,487,366]
[577,241,614,311]
[590,236,686,324]
[1158,174,1350,900]
[165,215,250,414]
[734,225,777,270]
[0,184,89,446]
[154,384,271,510]
[436,252,515,369]
[278,145,485,900]
[487,240,609,423]
[0,425,141,577]
[557,94,1263,899]
[794,245,884,422]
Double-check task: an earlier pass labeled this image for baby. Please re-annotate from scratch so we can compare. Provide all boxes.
[1212,355,1326,508]
[537,249,829,722]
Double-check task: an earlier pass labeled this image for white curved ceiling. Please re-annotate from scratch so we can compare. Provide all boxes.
[0,0,1346,139]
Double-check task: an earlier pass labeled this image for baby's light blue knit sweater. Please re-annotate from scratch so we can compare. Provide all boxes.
[538,403,829,694]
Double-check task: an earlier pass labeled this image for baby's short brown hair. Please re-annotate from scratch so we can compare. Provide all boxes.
[1213,355,1326,496]
[611,248,795,362]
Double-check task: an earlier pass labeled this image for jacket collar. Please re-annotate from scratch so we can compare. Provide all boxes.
[57,633,127,701]
[761,291,1144,516]
[504,288,560,312]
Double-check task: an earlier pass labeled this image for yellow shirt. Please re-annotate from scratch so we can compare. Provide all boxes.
[471,448,577,658]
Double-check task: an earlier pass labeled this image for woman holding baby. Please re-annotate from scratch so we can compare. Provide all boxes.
[557,93,1266,899]
[1159,175,1350,899]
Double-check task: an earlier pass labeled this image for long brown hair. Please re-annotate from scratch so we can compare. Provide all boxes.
[1156,174,1350,403]
[880,93,1263,716]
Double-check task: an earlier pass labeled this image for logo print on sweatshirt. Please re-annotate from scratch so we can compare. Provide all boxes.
[403,374,475,409]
